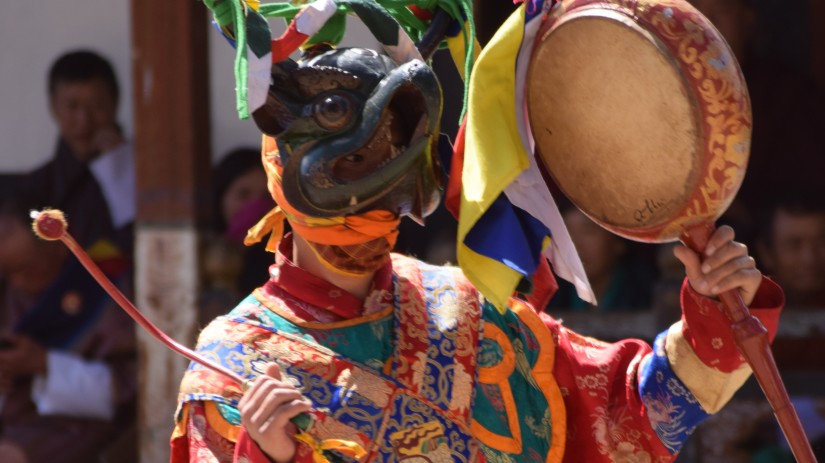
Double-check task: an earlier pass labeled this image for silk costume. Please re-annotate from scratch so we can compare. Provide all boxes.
[175,3,782,460]
[172,235,783,463]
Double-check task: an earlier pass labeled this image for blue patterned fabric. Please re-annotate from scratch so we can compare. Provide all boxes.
[638,332,709,454]
[391,261,474,413]
[177,255,562,462]
[184,335,390,439]
[374,393,476,462]
[229,294,396,370]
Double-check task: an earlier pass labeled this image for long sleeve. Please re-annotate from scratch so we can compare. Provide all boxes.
[545,276,783,463]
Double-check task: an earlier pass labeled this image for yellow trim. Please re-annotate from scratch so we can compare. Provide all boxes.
[471,323,522,454]
[665,322,752,414]
[253,287,393,329]
[294,431,367,463]
[171,403,190,440]
[244,206,285,253]
[172,402,242,445]
[511,298,567,463]
[457,4,532,311]
[204,401,241,443]
[382,357,394,376]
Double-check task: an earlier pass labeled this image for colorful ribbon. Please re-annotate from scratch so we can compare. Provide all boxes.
[294,431,367,463]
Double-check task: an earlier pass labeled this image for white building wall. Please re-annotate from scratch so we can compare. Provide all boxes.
[0,0,134,172]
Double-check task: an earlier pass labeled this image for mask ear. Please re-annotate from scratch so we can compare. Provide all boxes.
[252,92,294,136]
[252,59,300,136]
[415,9,451,60]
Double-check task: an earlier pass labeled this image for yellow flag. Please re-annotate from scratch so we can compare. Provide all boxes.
[457,5,531,311]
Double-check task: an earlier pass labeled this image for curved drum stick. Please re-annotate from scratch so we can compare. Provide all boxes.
[30,209,312,431]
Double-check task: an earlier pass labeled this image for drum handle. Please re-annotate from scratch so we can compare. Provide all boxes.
[682,222,817,463]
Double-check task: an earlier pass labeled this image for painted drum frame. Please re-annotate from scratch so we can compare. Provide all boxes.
[527,0,751,243]
[526,2,817,461]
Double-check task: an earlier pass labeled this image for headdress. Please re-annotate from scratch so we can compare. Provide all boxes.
[204,0,594,308]
[205,0,476,277]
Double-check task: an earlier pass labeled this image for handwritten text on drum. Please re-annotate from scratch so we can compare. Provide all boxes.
[634,198,673,223]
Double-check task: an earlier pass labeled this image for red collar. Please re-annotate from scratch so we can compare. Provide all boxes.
[263,234,393,320]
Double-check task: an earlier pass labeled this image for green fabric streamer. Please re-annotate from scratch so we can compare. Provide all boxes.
[247,10,274,58]
[308,12,347,45]
[230,2,250,119]
[210,0,235,27]
[202,0,256,118]
[202,0,477,121]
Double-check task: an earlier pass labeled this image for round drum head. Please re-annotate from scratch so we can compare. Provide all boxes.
[528,9,703,240]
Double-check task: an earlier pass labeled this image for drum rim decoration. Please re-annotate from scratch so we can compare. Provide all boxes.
[526,0,752,243]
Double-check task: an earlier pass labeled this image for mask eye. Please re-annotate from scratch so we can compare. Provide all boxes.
[313,92,354,131]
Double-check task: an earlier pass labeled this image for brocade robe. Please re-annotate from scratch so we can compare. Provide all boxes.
[172,236,783,463]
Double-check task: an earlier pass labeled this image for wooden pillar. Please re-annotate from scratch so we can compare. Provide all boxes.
[131,1,211,462]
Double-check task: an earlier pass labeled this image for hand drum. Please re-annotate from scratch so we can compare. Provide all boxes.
[525,3,817,460]
[527,0,751,243]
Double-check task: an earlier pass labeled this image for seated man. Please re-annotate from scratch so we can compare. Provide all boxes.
[171,46,783,463]
[28,49,135,252]
[0,185,137,463]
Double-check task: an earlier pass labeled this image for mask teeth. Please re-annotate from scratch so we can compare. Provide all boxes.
[411,114,428,141]
[350,195,358,206]
[405,172,426,226]
[391,145,406,159]
[377,145,406,169]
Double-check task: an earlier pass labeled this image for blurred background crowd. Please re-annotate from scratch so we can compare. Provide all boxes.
[0,0,823,462]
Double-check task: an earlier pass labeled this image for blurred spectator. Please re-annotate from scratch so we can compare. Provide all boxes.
[0,49,137,463]
[27,50,135,252]
[548,208,658,312]
[0,182,137,463]
[200,148,274,324]
[740,416,794,463]
[739,396,825,463]
[756,192,825,309]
